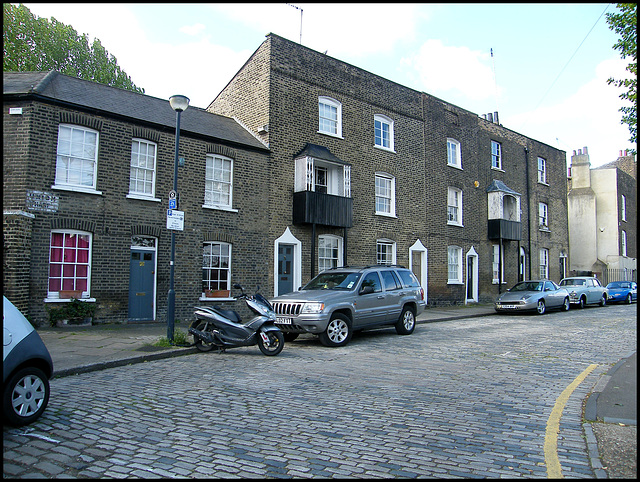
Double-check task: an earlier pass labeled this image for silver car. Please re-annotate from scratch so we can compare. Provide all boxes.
[494,280,570,315]
[559,276,608,308]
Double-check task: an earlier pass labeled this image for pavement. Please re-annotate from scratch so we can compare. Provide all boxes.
[35,303,636,479]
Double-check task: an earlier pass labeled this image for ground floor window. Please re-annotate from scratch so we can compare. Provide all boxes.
[318,235,342,272]
[377,239,396,265]
[48,230,92,298]
[539,248,549,279]
[202,242,231,296]
[448,246,462,283]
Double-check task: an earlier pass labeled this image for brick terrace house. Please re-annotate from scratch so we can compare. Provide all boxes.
[3,71,270,324]
[208,33,569,304]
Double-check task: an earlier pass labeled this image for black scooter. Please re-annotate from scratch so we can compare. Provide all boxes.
[188,284,284,356]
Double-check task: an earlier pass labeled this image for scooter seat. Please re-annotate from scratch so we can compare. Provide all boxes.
[213,308,242,323]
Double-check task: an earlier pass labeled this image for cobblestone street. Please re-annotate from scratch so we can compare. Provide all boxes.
[4,305,636,478]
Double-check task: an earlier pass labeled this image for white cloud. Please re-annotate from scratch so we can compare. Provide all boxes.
[401,39,498,102]
[179,23,206,37]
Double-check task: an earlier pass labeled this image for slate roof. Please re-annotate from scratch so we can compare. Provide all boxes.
[294,143,349,165]
[486,179,521,196]
[3,71,268,152]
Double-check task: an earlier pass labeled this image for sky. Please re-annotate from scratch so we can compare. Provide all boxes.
[20,3,635,168]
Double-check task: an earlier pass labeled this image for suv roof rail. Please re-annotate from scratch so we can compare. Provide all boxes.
[337,264,407,270]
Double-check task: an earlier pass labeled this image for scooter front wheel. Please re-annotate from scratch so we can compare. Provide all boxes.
[258,330,284,356]
[192,321,215,352]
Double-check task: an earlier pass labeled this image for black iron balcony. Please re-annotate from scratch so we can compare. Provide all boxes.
[488,219,521,240]
[292,191,353,228]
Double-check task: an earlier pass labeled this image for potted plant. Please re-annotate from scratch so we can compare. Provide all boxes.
[47,298,96,327]
[205,289,230,298]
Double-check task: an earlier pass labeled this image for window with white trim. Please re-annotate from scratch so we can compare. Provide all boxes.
[375,173,395,216]
[202,242,231,296]
[538,202,548,229]
[447,138,461,168]
[492,244,504,283]
[621,230,627,256]
[538,157,547,184]
[621,195,626,221]
[318,235,343,272]
[374,114,394,151]
[318,96,342,137]
[204,154,233,209]
[129,138,157,197]
[48,230,92,299]
[491,141,502,170]
[55,124,99,190]
[448,246,462,283]
[539,248,549,279]
[447,187,462,225]
[377,240,396,265]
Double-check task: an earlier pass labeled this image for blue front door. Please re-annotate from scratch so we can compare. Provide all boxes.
[129,249,155,321]
[278,244,294,295]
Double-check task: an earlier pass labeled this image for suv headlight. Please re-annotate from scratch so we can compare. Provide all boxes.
[301,302,324,313]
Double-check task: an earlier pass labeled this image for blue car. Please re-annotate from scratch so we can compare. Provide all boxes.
[605,281,637,304]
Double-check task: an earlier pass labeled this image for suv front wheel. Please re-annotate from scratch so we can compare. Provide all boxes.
[395,306,416,335]
[319,313,352,347]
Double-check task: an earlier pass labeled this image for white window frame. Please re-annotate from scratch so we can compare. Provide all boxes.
[375,172,396,217]
[374,114,394,152]
[202,241,232,298]
[54,124,101,193]
[377,239,396,265]
[318,235,343,272]
[128,138,158,200]
[447,187,463,226]
[447,138,462,169]
[492,244,504,284]
[47,230,92,300]
[448,246,463,284]
[621,195,626,221]
[538,202,549,229]
[203,154,236,211]
[318,96,342,138]
[621,230,627,256]
[491,140,502,170]
[538,157,547,184]
[539,248,549,279]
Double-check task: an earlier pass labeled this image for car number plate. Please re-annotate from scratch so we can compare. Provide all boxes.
[500,304,518,309]
[277,317,293,325]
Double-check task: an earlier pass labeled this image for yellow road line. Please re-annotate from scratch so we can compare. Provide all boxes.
[544,364,598,478]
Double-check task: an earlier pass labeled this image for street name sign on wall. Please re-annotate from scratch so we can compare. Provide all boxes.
[166,209,184,231]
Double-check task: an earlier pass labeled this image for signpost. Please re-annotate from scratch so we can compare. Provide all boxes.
[166,209,184,231]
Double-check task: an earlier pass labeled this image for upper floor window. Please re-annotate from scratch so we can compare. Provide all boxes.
[374,114,394,151]
[447,187,462,226]
[318,235,343,272]
[447,138,461,169]
[295,156,351,197]
[202,242,231,297]
[377,239,396,265]
[448,246,462,283]
[55,124,99,190]
[621,230,627,256]
[621,195,626,221]
[492,244,504,284]
[48,230,92,299]
[318,96,342,137]
[491,141,502,170]
[538,202,548,229]
[204,154,233,210]
[375,173,396,217]
[538,157,547,184]
[129,139,157,198]
[315,165,328,194]
[539,248,549,279]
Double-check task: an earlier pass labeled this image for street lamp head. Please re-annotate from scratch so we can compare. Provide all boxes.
[169,95,190,112]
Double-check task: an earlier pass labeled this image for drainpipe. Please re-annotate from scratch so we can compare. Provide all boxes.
[524,147,532,280]
[343,227,348,266]
[311,223,316,278]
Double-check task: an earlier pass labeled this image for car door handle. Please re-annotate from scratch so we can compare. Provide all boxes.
[377,295,385,299]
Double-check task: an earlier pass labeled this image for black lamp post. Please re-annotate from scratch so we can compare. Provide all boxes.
[167,94,189,342]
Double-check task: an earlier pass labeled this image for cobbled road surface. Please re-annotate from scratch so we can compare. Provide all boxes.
[3,304,636,478]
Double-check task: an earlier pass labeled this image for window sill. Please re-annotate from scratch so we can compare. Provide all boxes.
[375,212,397,219]
[52,184,103,195]
[447,281,464,285]
[44,297,96,303]
[374,145,396,154]
[198,297,234,302]
[202,204,239,213]
[447,164,463,170]
[317,130,344,139]
[127,194,161,202]
[491,166,504,172]
[538,181,549,186]
[447,222,464,227]
[539,227,550,232]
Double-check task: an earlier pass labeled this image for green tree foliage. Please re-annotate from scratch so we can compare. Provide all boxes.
[606,3,637,149]
[3,3,144,93]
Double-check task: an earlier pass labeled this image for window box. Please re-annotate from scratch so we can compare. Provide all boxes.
[205,289,230,298]
[59,290,83,299]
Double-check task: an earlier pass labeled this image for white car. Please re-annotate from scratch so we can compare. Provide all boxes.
[3,296,53,426]
[559,277,608,308]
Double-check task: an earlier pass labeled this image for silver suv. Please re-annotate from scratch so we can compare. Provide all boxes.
[270,265,426,347]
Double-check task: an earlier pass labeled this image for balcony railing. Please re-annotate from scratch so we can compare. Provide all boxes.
[488,219,521,241]
[292,191,353,228]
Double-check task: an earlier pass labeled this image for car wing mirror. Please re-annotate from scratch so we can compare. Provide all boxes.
[359,285,374,295]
